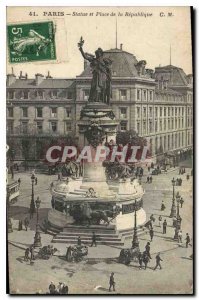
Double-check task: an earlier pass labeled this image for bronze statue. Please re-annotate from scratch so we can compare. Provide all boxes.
[78,37,112,104]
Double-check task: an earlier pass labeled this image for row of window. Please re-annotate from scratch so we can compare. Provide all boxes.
[7,90,74,100]
[7,120,72,134]
[7,107,72,119]
[136,106,192,118]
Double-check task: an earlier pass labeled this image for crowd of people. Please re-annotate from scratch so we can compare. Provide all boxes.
[48,281,69,294]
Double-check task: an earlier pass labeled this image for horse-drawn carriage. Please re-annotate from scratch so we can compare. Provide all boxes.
[118,247,140,265]
[38,245,58,260]
[66,245,88,262]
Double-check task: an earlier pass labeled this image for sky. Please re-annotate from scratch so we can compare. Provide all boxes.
[7,6,193,78]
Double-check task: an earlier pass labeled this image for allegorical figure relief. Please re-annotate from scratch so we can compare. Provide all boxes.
[78,37,112,104]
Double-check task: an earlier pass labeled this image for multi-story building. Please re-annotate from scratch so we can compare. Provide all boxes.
[6,45,193,164]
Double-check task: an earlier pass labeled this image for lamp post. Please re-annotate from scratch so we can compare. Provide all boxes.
[34,196,42,247]
[170,178,176,218]
[132,200,140,250]
[30,173,36,218]
[174,194,181,240]
[7,187,13,233]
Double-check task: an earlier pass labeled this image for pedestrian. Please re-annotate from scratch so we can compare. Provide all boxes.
[150,176,153,183]
[154,252,163,270]
[178,230,182,243]
[18,220,23,231]
[90,232,97,247]
[18,178,21,187]
[35,177,38,185]
[24,217,29,231]
[158,215,162,227]
[161,200,165,211]
[149,228,154,242]
[30,246,35,260]
[191,169,193,176]
[185,233,191,248]
[49,282,56,294]
[146,176,149,183]
[61,284,68,294]
[57,282,64,294]
[186,174,190,181]
[163,219,167,234]
[24,248,30,261]
[143,251,150,270]
[138,252,143,270]
[145,242,152,259]
[180,197,184,208]
[109,272,115,292]
[77,236,82,246]
[66,246,73,262]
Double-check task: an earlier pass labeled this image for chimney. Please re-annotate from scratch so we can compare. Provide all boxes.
[120,43,123,50]
[6,74,16,86]
[46,71,52,79]
[35,73,44,85]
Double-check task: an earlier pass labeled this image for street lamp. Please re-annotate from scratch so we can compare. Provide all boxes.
[174,193,181,240]
[132,199,140,250]
[7,187,13,233]
[30,173,36,218]
[170,178,177,218]
[34,196,42,247]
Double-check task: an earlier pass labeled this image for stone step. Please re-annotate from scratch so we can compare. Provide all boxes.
[52,238,124,246]
[55,234,122,242]
[58,232,119,238]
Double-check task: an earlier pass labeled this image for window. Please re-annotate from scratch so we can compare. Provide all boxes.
[175,119,178,129]
[22,107,28,118]
[175,108,177,116]
[168,119,170,130]
[149,107,152,118]
[182,107,184,115]
[65,122,72,132]
[51,122,57,132]
[137,122,140,134]
[149,90,153,101]
[155,107,158,117]
[137,107,140,118]
[172,107,174,116]
[36,90,44,99]
[20,90,29,99]
[7,120,14,134]
[164,136,166,150]
[137,89,141,101]
[21,121,28,134]
[83,90,89,100]
[172,119,174,129]
[67,91,73,99]
[120,107,127,119]
[8,91,14,99]
[143,121,146,134]
[51,90,58,98]
[37,122,43,133]
[149,120,153,133]
[155,120,158,132]
[143,107,147,118]
[120,89,127,100]
[168,107,170,116]
[168,135,170,150]
[160,107,162,117]
[8,107,13,118]
[164,107,167,116]
[160,120,162,131]
[66,109,71,118]
[164,120,166,131]
[51,107,57,118]
[120,121,127,131]
[143,90,147,101]
[36,107,43,118]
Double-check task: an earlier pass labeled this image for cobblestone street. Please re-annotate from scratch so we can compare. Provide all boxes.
[8,167,193,294]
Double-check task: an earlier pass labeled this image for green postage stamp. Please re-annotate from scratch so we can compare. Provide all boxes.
[7,21,56,63]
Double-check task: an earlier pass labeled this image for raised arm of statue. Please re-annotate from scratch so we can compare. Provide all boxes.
[78,36,94,62]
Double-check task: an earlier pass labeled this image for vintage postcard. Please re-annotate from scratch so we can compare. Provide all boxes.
[6,6,193,295]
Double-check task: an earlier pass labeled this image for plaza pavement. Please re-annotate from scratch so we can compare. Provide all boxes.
[8,166,193,294]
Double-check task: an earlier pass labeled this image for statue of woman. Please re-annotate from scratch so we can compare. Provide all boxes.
[78,37,112,104]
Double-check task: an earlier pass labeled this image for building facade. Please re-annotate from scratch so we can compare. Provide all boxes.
[6,46,193,164]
